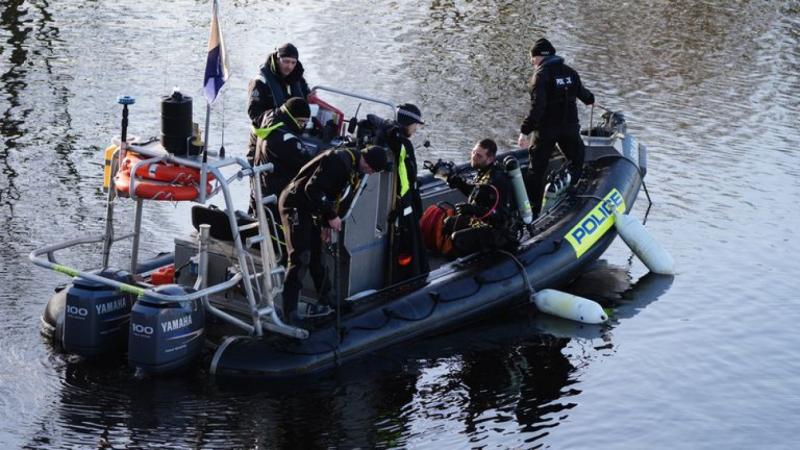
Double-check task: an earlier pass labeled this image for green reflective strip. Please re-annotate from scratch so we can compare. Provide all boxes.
[398,144,409,196]
[119,283,145,297]
[52,264,79,277]
[253,121,285,140]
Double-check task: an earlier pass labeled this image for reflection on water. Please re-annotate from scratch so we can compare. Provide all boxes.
[17,269,669,449]
[2,0,798,448]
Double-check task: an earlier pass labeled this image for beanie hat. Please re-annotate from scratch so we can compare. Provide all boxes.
[362,145,389,172]
[397,103,425,126]
[530,38,556,57]
[282,97,311,121]
[277,43,299,59]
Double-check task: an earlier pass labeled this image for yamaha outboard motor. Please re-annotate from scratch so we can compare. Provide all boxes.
[63,268,134,356]
[128,284,205,373]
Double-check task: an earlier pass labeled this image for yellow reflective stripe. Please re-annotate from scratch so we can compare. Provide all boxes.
[253,121,285,140]
[565,188,626,258]
[398,144,409,196]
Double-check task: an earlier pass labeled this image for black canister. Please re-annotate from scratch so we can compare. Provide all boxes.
[160,91,193,155]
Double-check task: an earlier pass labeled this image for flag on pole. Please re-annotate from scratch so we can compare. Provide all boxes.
[203,0,230,104]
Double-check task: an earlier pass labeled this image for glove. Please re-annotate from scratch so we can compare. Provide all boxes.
[455,202,480,216]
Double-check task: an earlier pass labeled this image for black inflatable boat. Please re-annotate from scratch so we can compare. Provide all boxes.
[31,87,647,380]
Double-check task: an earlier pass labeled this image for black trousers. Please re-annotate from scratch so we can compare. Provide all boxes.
[526,127,585,217]
[279,206,331,322]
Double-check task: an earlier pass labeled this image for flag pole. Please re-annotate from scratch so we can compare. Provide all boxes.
[200,0,228,203]
[200,102,210,203]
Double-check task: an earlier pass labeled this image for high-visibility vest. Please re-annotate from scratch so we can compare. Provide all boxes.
[252,121,285,140]
[398,144,409,196]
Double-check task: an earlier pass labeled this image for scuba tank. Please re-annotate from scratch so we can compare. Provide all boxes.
[503,156,533,225]
[541,170,571,214]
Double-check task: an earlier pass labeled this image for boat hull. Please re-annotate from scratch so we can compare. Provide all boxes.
[211,143,643,379]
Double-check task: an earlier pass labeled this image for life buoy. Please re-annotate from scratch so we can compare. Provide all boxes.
[114,171,211,201]
[120,152,215,184]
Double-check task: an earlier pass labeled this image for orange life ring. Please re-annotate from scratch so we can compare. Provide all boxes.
[114,171,212,201]
[120,152,215,184]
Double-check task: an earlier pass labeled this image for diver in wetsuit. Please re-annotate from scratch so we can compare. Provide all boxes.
[278,145,389,324]
[445,139,517,256]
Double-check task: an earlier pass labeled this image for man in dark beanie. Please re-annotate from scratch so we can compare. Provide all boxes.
[246,42,311,164]
[518,37,594,218]
[359,102,429,283]
[278,145,389,324]
[249,97,314,240]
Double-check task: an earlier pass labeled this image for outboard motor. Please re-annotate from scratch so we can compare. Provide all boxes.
[503,155,533,225]
[128,284,205,373]
[63,268,134,356]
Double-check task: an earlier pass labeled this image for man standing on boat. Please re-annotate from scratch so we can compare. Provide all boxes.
[247,43,311,163]
[517,38,594,218]
[279,145,389,325]
[249,97,315,218]
[361,104,429,283]
[445,139,516,255]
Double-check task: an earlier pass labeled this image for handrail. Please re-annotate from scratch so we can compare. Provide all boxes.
[310,85,397,117]
[29,237,244,303]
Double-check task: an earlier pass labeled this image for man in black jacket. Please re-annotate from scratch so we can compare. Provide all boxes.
[278,145,389,324]
[249,97,314,217]
[247,43,311,159]
[517,38,594,218]
[361,103,429,283]
[445,139,516,255]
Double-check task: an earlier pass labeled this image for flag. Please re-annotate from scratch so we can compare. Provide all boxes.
[203,0,230,104]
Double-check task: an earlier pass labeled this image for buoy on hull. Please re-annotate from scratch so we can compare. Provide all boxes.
[533,289,607,324]
[613,211,675,275]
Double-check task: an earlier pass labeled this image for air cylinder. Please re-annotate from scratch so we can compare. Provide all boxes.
[160,90,193,155]
[503,155,533,224]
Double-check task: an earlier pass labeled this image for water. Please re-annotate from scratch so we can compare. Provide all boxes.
[1,0,798,448]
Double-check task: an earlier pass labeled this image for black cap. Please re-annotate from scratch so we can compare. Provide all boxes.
[282,97,311,120]
[397,103,424,126]
[530,38,556,57]
[362,145,388,172]
[277,43,299,59]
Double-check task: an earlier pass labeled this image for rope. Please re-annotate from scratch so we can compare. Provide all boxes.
[496,249,535,300]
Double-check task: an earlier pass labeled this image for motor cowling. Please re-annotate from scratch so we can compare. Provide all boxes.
[63,268,134,356]
[128,284,205,373]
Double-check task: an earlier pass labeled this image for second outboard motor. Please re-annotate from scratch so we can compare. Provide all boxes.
[63,268,134,356]
[128,284,205,374]
[503,155,533,224]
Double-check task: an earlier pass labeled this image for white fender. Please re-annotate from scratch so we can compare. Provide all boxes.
[533,289,607,324]
[613,211,675,275]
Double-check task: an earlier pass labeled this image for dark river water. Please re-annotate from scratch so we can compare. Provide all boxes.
[1,0,799,448]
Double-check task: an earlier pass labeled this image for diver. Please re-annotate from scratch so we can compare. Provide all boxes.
[443,139,517,256]
[278,145,389,325]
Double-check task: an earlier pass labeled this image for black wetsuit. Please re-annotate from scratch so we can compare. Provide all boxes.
[278,148,361,322]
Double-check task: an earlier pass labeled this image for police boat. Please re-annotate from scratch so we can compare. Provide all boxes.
[31,86,658,379]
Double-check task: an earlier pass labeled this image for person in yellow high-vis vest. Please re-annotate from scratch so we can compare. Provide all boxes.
[362,103,430,283]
